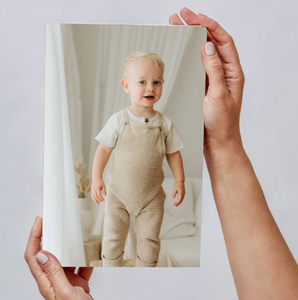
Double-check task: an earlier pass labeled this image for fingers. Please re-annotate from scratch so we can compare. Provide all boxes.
[91,190,100,204]
[196,13,245,97]
[77,267,94,282]
[91,192,99,204]
[178,7,201,25]
[24,217,47,283]
[180,8,241,67]
[201,42,227,96]
[96,190,105,202]
[171,7,245,99]
[35,250,73,298]
[171,190,177,199]
[174,192,184,207]
[24,217,73,299]
[91,186,107,203]
[169,13,184,25]
[64,267,76,273]
[172,188,185,206]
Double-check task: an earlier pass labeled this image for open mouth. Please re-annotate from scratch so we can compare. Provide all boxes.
[144,95,155,100]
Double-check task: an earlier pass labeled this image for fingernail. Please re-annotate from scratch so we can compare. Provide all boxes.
[36,252,49,265]
[199,13,208,17]
[205,42,215,56]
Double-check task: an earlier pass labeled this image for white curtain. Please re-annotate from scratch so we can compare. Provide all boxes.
[43,23,85,266]
[81,25,195,258]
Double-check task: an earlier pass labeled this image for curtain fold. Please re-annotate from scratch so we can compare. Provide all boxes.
[43,23,85,266]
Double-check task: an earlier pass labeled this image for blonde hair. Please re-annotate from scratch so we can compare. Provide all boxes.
[122,51,165,80]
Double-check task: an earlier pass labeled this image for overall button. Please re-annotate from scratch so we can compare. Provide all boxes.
[145,118,149,123]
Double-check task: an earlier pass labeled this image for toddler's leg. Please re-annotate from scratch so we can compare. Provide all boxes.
[134,197,165,267]
[102,192,130,267]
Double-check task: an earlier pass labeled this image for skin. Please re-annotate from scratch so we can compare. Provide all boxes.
[169,7,298,300]
[91,58,186,207]
[25,8,298,299]
[121,58,164,114]
[24,216,94,300]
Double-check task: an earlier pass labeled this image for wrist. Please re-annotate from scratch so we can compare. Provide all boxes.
[92,176,103,181]
[204,140,249,173]
[175,179,185,183]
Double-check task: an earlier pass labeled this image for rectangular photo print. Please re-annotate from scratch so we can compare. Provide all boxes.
[43,23,207,267]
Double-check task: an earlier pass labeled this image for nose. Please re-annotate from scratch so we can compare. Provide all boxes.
[147,83,155,91]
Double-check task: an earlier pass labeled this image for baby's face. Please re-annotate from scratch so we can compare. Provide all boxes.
[121,59,164,108]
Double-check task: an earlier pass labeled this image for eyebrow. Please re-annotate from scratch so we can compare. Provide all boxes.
[138,77,163,80]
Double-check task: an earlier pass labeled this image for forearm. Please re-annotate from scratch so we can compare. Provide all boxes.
[166,151,185,182]
[92,148,111,180]
[204,143,298,299]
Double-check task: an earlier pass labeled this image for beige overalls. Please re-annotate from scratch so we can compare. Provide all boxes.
[102,107,167,267]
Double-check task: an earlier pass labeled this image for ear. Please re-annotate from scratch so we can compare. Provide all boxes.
[121,79,130,94]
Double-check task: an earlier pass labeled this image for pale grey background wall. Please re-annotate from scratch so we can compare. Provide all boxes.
[1,0,298,299]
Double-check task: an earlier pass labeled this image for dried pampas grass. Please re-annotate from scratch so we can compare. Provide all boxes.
[74,162,91,198]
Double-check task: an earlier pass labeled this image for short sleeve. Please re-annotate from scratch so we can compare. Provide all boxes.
[165,121,186,154]
[95,114,119,148]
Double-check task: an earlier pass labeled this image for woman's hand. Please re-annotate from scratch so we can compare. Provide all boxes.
[24,216,94,300]
[169,10,298,299]
[169,8,245,153]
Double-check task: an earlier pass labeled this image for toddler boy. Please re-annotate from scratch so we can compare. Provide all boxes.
[91,51,186,267]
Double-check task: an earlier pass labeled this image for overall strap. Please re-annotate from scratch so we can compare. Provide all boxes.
[157,111,164,131]
[123,108,129,125]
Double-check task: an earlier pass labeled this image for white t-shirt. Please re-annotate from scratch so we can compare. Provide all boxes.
[95,107,186,154]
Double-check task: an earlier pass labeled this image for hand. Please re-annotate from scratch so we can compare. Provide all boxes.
[91,177,107,204]
[24,216,94,300]
[171,181,185,207]
[169,8,245,153]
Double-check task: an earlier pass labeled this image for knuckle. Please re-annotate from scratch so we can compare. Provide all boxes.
[228,34,235,45]
[24,252,28,262]
[241,73,245,84]
[210,60,223,71]
[77,286,86,294]
[213,20,220,33]
[45,265,60,279]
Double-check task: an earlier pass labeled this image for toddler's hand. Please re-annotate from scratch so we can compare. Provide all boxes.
[91,178,107,204]
[171,181,185,207]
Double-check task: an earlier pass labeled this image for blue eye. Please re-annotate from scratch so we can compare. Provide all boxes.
[154,81,161,84]
[139,81,145,84]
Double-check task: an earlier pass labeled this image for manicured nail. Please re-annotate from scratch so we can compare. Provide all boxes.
[36,252,49,265]
[205,42,215,56]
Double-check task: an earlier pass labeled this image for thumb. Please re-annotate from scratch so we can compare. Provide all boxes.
[103,187,107,196]
[201,42,227,95]
[172,190,176,199]
[36,251,73,296]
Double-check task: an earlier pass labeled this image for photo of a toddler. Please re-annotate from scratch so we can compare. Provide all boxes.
[91,52,186,267]
[42,23,206,268]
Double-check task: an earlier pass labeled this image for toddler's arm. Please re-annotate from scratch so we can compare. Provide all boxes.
[166,151,185,206]
[91,143,113,204]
